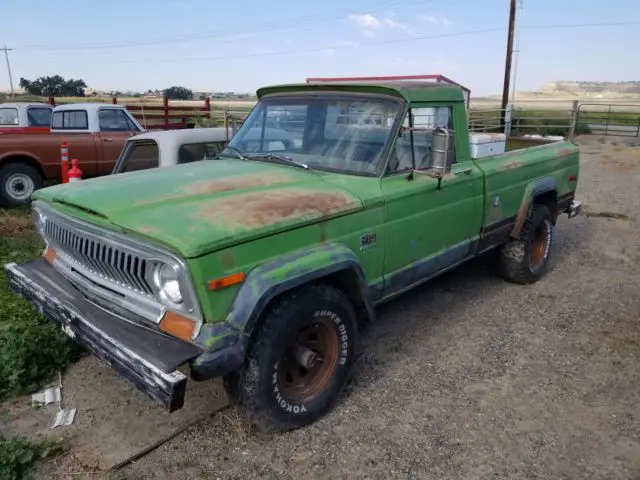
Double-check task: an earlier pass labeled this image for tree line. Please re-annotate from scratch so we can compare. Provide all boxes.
[15,75,195,100]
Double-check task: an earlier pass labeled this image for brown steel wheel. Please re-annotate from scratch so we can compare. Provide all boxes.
[529,217,551,270]
[278,317,340,403]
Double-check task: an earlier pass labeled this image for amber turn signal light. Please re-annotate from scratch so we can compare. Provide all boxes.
[208,272,246,291]
[159,311,196,341]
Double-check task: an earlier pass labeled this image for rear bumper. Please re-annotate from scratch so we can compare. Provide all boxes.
[568,200,582,219]
[4,259,203,412]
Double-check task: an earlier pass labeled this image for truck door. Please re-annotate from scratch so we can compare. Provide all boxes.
[380,104,484,294]
[97,108,139,175]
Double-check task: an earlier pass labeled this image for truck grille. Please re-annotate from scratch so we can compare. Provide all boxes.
[44,220,154,296]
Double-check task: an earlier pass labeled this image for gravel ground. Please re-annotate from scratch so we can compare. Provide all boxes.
[53,136,640,479]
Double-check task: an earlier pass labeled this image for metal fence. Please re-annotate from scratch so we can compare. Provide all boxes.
[206,101,640,140]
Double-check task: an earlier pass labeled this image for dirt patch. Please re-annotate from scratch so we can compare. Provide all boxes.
[195,188,361,229]
[2,356,230,476]
[0,210,33,237]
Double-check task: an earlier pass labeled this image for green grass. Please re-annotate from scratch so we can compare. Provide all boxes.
[0,207,82,402]
[0,436,64,480]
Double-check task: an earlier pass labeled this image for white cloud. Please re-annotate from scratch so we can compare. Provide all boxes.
[348,14,414,36]
[421,14,450,27]
[322,48,336,57]
[349,14,382,30]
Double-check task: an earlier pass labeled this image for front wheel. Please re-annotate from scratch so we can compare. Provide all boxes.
[0,163,42,207]
[224,283,358,433]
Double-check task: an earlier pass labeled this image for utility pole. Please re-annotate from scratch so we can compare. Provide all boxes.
[2,46,15,99]
[500,0,517,130]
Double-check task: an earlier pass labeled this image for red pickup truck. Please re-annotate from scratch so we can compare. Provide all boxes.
[0,103,143,207]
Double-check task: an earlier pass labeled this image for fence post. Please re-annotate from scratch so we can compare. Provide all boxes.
[112,97,118,105]
[569,100,579,141]
[204,97,210,118]
[224,105,229,142]
[163,96,169,130]
[504,105,512,136]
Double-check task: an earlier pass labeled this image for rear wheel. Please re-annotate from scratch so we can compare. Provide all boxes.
[224,283,358,433]
[498,204,554,284]
[0,163,42,207]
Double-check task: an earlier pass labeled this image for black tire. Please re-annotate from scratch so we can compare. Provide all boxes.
[498,204,554,284]
[0,163,42,207]
[224,283,358,433]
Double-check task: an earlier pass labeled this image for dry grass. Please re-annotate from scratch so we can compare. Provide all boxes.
[0,208,33,238]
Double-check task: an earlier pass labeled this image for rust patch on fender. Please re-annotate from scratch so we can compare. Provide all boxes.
[556,147,575,157]
[221,252,235,269]
[512,200,530,237]
[502,160,520,170]
[195,189,360,229]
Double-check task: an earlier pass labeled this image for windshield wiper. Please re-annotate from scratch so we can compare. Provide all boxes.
[220,145,247,160]
[247,153,309,170]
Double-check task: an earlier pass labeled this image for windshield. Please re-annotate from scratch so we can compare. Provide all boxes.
[224,93,403,175]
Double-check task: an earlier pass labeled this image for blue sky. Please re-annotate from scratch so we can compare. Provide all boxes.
[1,0,638,96]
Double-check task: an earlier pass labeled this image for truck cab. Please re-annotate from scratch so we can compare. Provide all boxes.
[0,102,53,134]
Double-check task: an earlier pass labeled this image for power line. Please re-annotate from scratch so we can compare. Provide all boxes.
[28,19,639,65]
[14,0,414,52]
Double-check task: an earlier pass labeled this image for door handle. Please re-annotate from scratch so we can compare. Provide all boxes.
[103,138,113,142]
[452,167,472,175]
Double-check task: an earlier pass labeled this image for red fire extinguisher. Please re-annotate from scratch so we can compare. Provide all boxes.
[68,159,83,182]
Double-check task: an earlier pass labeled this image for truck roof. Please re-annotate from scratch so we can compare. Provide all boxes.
[53,103,127,112]
[257,81,466,103]
[0,102,53,109]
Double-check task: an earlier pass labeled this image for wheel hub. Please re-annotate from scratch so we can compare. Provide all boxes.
[6,173,35,201]
[278,318,340,402]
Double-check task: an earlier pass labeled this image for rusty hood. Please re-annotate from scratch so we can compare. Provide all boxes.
[34,159,364,258]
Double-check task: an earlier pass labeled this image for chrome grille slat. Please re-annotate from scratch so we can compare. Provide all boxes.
[44,217,153,297]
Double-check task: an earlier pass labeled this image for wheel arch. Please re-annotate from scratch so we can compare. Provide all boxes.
[0,154,46,181]
[226,243,375,343]
[510,177,557,239]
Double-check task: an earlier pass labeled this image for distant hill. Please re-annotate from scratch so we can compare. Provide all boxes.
[538,81,640,96]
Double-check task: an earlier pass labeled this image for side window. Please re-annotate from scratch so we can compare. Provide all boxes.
[27,107,52,126]
[178,143,207,164]
[51,110,88,130]
[388,106,456,174]
[121,142,159,172]
[0,108,19,125]
[99,109,133,131]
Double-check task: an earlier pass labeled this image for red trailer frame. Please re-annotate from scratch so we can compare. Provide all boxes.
[306,74,471,107]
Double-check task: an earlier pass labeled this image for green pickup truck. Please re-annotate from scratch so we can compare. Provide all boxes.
[5,81,581,433]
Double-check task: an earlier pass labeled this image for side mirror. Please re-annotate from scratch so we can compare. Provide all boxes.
[429,127,451,178]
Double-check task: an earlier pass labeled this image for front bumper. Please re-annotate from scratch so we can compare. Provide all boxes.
[4,259,203,412]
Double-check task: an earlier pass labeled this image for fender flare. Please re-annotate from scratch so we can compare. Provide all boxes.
[510,177,557,239]
[193,242,374,354]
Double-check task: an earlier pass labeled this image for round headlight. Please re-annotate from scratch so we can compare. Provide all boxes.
[153,263,183,304]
